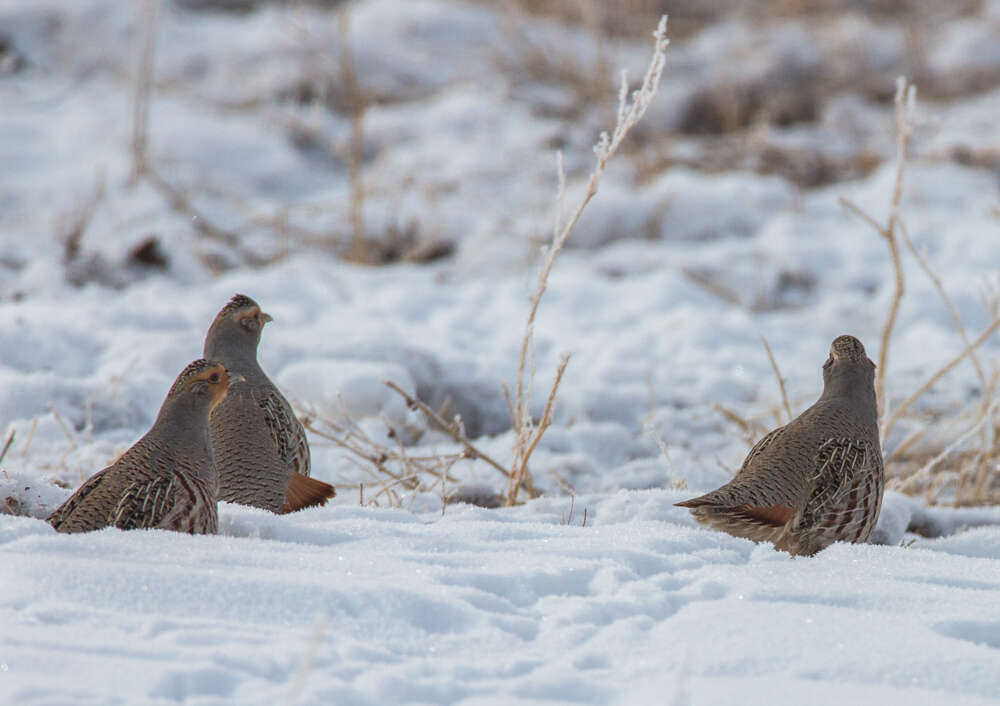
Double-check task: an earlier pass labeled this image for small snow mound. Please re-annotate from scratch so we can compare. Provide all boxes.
[870,491,916,546]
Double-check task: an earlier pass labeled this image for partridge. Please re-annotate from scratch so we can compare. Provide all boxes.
[48,359,236,534]
[676,335,884,556]
[203,294,335,513]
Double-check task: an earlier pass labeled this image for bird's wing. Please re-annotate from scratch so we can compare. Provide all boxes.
[46,467,115,532]
[739,426,787,474]
[258,388,311,477]
[675,426,795,514]
[798,437,878,528]
[112,474,178,530]
[113,470,216,533]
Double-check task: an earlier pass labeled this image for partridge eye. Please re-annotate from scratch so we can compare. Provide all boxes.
[209,373,220,383]
[240,316,258,330]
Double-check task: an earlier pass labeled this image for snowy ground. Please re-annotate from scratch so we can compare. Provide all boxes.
[3,0,1000,703]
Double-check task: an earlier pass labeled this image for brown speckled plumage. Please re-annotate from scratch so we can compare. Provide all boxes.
[47,359,234,534]
[676,335,884,556]
[204,294,335,513]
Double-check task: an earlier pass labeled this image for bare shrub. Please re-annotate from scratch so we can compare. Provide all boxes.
[311,17,671,507]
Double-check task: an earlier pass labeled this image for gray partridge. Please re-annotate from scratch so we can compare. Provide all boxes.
[203,294,335,513]
[47,359,236,534]
[676,335,884,556]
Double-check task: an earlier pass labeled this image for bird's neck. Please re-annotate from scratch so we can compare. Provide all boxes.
[820,368,878,428]
[152,397,215,480]
[205,339,264,378]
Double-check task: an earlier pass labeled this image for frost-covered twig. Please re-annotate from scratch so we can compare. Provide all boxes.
[508,354,569,504]
[302,403,463,507]
[839,77,915,438]
[507,16,669,505]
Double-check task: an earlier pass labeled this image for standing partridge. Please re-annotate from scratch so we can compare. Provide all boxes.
[47,359,237,534]
[676,335,884,556]
[203,294,335,513]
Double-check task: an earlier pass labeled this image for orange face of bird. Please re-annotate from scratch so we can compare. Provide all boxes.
[235,305,272,336]
[186,362,242,411]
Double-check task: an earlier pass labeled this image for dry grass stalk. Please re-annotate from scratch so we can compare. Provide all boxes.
[60,174,106,263]
[881,315,1000,445]
[906,398,1000,499]
[337,6,369,263]
[713,403,770,443]
[561,494,588,526]
[384,381,518,486]
[0,430,14,467]
[144,165,268,269]
[760,335,793,424]
[645,423,686,490]
[507,354,569,504]
[506,16,669,506]
[898,220,987,389]
[495,0,613,115]
[303,406,463,508]
[19,418,37,459]
[839,77,916,438]
[130,0,158,183]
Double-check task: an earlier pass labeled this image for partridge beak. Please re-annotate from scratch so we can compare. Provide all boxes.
[261,312,273,324]
[227,372,246,385]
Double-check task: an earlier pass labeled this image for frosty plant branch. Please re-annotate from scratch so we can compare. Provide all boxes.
[506,16,669,506]
[840,77,1000,449]
[839,76,915,440]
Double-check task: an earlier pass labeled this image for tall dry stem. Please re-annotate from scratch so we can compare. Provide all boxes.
[337,7,368,262]
[506,16,670,505]
[130,0,158,183]
[839,76,916,442]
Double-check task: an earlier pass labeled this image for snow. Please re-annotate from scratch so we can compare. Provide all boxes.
[2,0,1000,703]
[4,497,1000,705]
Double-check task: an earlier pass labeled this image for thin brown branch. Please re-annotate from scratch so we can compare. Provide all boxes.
[760,335,793,424]
[899,220,987,389]
[144,165,267,269]
[882,315,1000,443]
[837,197,883,233]
[508,353,569,505]
[508,17,669,505]
[130,0,158,183]
[839,78,915,435]
[0,430,14,467]
[337,6,368,262]
[713,403,770,439]
[384,381,514,482]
